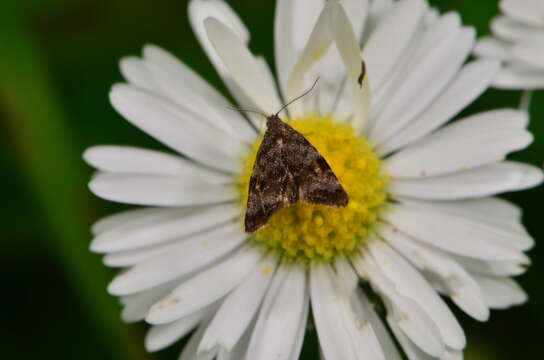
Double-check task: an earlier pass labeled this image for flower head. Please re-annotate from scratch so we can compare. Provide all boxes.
[86,0,543,359]
[474,0,544,89]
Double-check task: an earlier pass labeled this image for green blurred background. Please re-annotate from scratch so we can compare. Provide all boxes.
[0,0,542,359]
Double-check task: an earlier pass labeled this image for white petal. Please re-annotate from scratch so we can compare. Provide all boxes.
[145,305,213,352]
[371,27,475,146]
[103,243,173,268]
[246,264,308,360]
[311,263,359,360]
[89,172,234,207]
[107,223,246,295]
[493,65,544,90]
[331,2,371,134]
[142,59,256,142]
[445,196,522,222]
[120,280,179,323]
[274,0,325,93]
[109,84,242,172]
[353,253,445,357]
[218,329,251,360]
[119,56,158,91]
[84,146,231,183]
[385,201,529,261]
[147,246,260,324]
[143,44,230,106]
[368,240,466,350]
[473,36,510,61]
[385,109,531,178]
[491,15,544,43]
[363,0,426,92]
[371,12,461,122]
[341,0,370,40]
[399,198,532,249]
[473,275,527,309]
[500,0,544,27]
[391,161,543,200]
[140,45,258,141]
[288,292,310,360]
[204,18,282,114]
[365,0,395,34]
[91,207,164,236]
[311,263,386,360]
[334,256,359,294]
[188,0,249,76]
[198,257,278,356]
[178,318,212,360]
[91,204,239,253]
[380,224,489,321]
[285,1,335,118]
[451,255,529,277]
[355,290,403,360]
[388,321,463,360]
[188,1,269,129]
[378,59,500,155]
[511,39,544,70]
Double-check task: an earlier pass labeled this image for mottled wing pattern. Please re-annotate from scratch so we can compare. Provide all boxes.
[244,115,348,233]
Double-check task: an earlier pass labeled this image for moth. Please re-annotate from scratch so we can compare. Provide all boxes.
[243,81,349,233]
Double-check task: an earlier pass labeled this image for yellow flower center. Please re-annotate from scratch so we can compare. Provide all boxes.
[237,116,388,263]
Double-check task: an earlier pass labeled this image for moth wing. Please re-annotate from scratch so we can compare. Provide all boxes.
[244,130,298,233]
[276,120,348,207]
[297,155,349,207]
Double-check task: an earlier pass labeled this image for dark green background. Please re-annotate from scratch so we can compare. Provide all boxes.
[1,0,541,359]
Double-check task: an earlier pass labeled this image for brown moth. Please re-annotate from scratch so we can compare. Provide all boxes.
[244,113,349,233]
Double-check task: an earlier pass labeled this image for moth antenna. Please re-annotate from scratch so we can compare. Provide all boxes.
[227,106,267,118]
[275,78,320,117]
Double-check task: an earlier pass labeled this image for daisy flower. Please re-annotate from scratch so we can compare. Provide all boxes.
[85,0,543,359]
[474,0,544,90]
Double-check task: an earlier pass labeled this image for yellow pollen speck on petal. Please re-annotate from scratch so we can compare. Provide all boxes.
[237,116,389,263]
[313,50,325,60]
[262,265,271,275]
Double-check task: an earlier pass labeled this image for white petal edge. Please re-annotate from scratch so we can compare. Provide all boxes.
[363,0,427,92]
[274,0,326,94]
[245,264,308,360]
[331,1,371,134]
[84,145,231,182]
[385,109,531,178]
[473,275,528,309]
[379,223,489,321]
[91,204,239,253]
[368,240,466,350]
[89,172,234,207]
[371,26,475,146]
[378,59,501,156]
[204,17,282,114]
[107,223,246,296]
[285,1,336,118]
[353,252,445,357]
[385,201,529,261]
[109,84,242,172]
[390,161,544,200]
[146,246,260,324]
[311,262,387,360]
[145,304,214,352]
[197,256,278,356]
[188,0,249,76]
